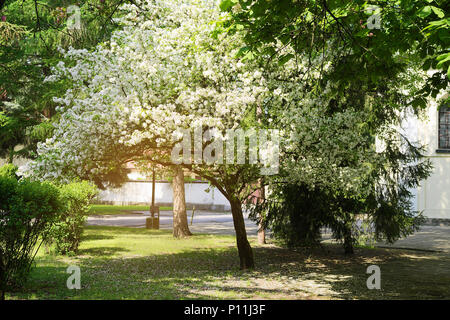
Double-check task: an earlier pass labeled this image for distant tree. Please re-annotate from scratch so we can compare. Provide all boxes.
[0,0,133,162]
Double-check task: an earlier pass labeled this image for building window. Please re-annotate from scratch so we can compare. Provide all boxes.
[439,105,450,150]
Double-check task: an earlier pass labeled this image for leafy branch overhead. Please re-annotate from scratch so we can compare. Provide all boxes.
[221,0,449,102]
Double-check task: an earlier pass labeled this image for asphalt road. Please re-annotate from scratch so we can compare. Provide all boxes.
[86,210,259,236]
[87,210,450,253]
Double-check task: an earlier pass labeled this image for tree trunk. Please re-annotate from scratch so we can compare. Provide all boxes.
[172,166,192,238]
[258,221,266,245]
[257,182,266,245]
[343,228,354,255]
[7,147,13,164]
[230,198,254,269]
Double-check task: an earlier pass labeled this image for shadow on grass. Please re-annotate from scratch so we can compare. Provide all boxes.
[77,246,129,257]
[81,233,115,241]
[85,225,173,236]
[9,241,450,300]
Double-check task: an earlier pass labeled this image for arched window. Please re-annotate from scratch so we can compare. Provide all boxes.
[439,105,450,150]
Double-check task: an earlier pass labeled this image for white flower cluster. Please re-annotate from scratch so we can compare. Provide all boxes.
[25,0,268,182]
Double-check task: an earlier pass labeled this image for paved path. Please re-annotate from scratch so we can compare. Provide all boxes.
[86,210,259,236]
[87,211,450,253]
[322,225,450,253]
[374,225,450,253]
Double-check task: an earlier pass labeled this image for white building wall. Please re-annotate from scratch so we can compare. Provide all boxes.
[5,157,231,211]
[404,101,450,219]
[97,181,231,211]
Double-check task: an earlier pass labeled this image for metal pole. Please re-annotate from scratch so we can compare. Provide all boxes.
[190,206,195,225]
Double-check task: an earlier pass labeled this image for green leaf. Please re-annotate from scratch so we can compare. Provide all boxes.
[236,46,250,58]
[411,97,427,109]
[438,29,450,42]
[423,19,447,31]
[278,54,294,66]
[430,6,445,18]
[219,0,235,12]
[437,52,450,61]
[436,53,450,68]
[263,46,276,56]
[417,6,432,19]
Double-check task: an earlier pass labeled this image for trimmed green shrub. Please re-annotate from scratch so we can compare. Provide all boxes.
[45,181,98,254]
[0,164,18,179]
[0,176,61,300]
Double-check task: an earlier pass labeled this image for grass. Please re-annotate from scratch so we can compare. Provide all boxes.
[88,204,173,215]
[6,226,450,300]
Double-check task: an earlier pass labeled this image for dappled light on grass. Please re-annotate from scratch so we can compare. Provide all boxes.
[7,226,450,300]
[398,253,440,261]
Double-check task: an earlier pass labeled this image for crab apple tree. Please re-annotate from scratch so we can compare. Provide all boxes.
[25,0,272,269]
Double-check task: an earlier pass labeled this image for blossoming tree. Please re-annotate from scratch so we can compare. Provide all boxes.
[26,0,271,269]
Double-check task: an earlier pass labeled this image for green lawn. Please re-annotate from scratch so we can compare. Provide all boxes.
[6,226,450,300]
[88,204,173,215]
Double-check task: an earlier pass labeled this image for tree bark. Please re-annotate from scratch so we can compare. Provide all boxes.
[343,227,354,255]
[7,147,13,164]
[172,166,192,238]
[257,221,266,245]
[257,182,266,245]
[230,198,254,269]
